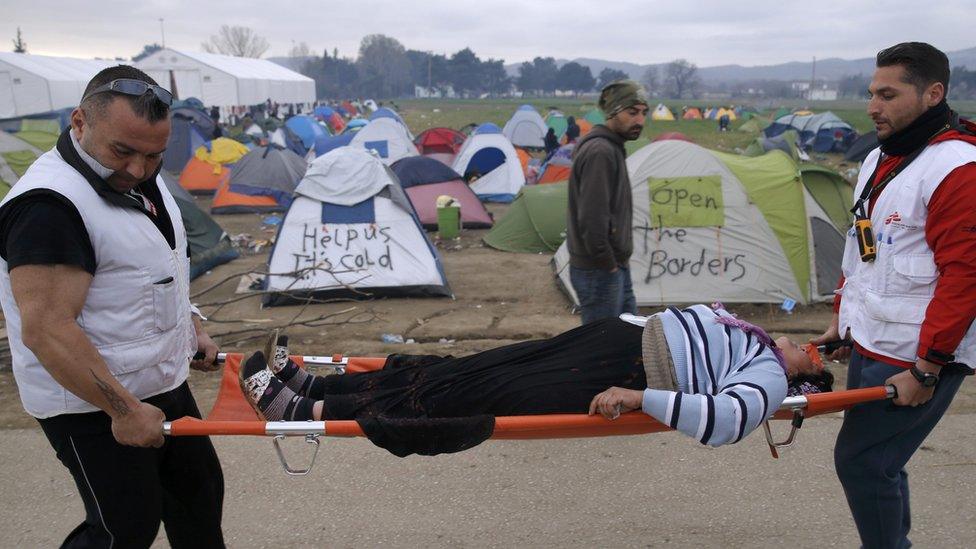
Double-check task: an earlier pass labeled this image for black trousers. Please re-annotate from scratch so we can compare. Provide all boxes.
[38,382,224,549]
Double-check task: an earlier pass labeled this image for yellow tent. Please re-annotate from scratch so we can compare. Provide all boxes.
[194,138,250,174]
[716,107,737,121]
[651,104,676,121]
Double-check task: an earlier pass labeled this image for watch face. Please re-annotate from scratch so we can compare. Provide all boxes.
[923,376,938,387]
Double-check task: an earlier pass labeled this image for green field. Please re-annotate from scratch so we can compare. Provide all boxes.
[395,98,976,162]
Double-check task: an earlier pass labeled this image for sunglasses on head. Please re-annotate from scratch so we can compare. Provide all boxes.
[82,78,173,106]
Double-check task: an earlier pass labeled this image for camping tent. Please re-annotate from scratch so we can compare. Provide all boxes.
[313,106,345,134]
[415,127,466,155]
[178,137,249,194]
[451,123,526,202]
[159,170,239,279]
[211,146,307,214]
[347,118,419,165]
[136,49,314,106]
[0,52,114,118]
[682,107,702,120]
[163,106,216,173]
[765,112,855,153]
[369,107,413,139]
[263,147,452,305]
[390,156,493,229]
[552,140,851,305]
[705,107,737,121]
[0,129,43,196]
[502,105,548,149]
[483,182,567,253]
[743,130,802,161]
[652,132,693,143]
[343,119,369,133]
[537,143,573,184]
[545,111,567,139]
[737,118,766,133]
[844,131,878,163]
[583,109,605,125]
[651,104,676,121]
[286,115,331,150]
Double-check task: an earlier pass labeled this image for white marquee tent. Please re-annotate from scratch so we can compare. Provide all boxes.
[136,48,314,107]
[0,52,114,118]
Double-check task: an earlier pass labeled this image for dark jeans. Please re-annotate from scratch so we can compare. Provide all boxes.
[569,264,637,325]
[834,350,967,549]
[38,382,225,549]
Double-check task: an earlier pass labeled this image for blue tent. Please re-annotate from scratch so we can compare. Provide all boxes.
[390,155,463,189]
[286,115,331,150]
[314,105,336,119]
[764,112,856,153]
[474,123,502,135]
[314,132,355,157]
[370,107,404,124]
[342,119,369,134]
[163,106,215,173]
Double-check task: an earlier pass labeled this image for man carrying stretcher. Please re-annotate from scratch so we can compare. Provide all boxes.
[240,304,832,456]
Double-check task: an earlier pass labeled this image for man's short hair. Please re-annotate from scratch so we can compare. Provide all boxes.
[876,42,950,96]
[80,65,170,123]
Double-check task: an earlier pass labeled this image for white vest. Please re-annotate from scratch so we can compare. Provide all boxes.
[0,148,196,418]
[839,139,976,367]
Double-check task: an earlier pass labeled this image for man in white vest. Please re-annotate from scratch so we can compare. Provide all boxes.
[0,66,224,547]
[811,42,976,548]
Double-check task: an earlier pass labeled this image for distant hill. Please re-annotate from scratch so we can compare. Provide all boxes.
[503,46,976,83]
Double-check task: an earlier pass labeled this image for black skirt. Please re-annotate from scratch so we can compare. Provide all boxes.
[320,318,647,456]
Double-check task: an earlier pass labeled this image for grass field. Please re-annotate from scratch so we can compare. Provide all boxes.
[394,97,976,166]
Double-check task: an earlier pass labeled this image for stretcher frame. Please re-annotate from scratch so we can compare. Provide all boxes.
[164,352,896,475]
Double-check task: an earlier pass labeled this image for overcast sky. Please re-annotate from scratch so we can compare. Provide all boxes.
[3,1,973,67]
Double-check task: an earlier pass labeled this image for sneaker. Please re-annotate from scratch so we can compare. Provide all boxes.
[239,351,273,420]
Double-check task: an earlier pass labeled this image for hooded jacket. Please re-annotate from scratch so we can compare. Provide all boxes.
[566,124,633,270]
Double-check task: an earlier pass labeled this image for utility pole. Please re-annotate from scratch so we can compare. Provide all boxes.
[810,56,816,97]
[159,18,165,49]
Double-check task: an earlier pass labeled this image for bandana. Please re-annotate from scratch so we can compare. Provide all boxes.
[599,80,649,119]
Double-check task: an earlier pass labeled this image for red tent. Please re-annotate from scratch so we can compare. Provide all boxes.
[415,127,466,155]
[652,132,693,143]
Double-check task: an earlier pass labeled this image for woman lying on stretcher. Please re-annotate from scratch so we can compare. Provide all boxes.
[240,304,832,456]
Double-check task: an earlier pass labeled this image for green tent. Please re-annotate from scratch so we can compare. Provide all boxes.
[743,129,801,161]
[552,140,851,305]
[483,182,568,253]
[583,108,605,125]
[737,118,765,133]
[545,112,568,139]
[772,106,791,120]
[13,118,60,151]
[799,163,853,231]
[0,130,44,197]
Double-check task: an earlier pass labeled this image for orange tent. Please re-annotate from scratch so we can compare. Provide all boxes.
[179,157,231,195]
[515,147,531,176]
[682,107,702,120]
[211,175,280,214]
[537,164,571,184]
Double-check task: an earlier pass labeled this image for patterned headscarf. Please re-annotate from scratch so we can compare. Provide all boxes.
[599,80,649,119]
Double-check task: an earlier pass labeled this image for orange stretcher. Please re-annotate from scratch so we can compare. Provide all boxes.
[163,353,895,474]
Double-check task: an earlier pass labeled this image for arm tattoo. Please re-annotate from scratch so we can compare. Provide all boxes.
[90,369,131,416]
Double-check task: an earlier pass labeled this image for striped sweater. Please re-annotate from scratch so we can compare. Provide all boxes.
[624,305,788,447]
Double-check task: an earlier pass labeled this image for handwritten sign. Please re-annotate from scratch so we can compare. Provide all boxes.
[289,223,394,279]
[647,175,724,227]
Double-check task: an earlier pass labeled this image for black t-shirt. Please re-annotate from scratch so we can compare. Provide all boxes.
[0,184,178,275]
[0,190,97,274]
